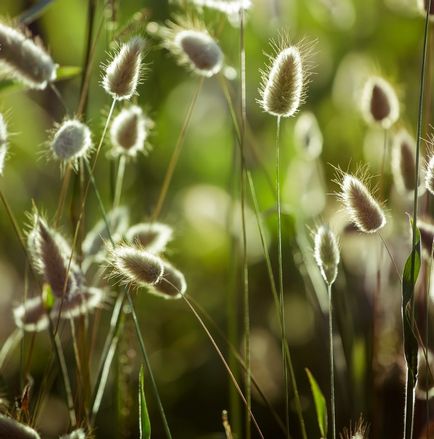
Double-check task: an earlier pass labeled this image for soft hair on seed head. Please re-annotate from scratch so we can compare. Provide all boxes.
[125,222,173,254]
[60,429,86,439]
[339,415,369,439]
[52,287,104,320]
[336,169,386,234]
[416,218,434,260]
[313,225,340,286]
[0,414,41,438]
[294,111,323,159]
[0,112,8,176]
[13,295,48,332]
[102,36,146,100]
[392,129,417,194]
[0,21,57,89]
[148,260,187,299]
[425,141,434,196]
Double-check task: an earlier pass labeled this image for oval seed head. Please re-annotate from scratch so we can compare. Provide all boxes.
[0,22,57,89]
[416,218,434,260]
[102,36,146,100]
[52,287,104,320]
[110,105,152,158]
[260,38,308,118]
[314,225,340,286]
[148,260,187,299]
[338,173,386,234]
[392,129,417,193]
[110,245,164,288]
[13,296,48,332]
[50,120,92,163]
[294,111,323,160]
[0,414,41,439]
[126,222,173,254]
[425,150,434,196]
[361,76,399,129]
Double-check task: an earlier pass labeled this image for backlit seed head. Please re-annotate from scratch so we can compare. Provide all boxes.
[0,414,41,438]
[336,171,386,234]
[416,347,434,399]
[148,260,187,299]
[159,18,223,77]
[314,225,340,286]
[0,113,8,176]
[13,295,48,332]
[109,245,164,288]
[53,287,104,320]
[392,129,417,193]
[361,76,399,129]
[190,0,252,15]
[260,35,314,118]
[0,22,57,89]
[0,144,6,176]
[425,147,434,196]
[60,429,86,439]
[50,119,92,164]
[339,415,369,439]
[125,222,173,254]
[102,36,146,100]
[417,0,434,20]
[416,218,434,259]
[294,111,323,159]
[110,105,152,158]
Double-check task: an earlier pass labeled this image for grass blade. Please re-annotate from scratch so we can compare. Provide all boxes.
[139,365,151,439]
[305,368,328,438]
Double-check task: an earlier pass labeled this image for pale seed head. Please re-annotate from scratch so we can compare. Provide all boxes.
[339,415,369,439]
[416,218,434,259]
[59,429,86,439]
[314,225,340,286]
[148,260,187,299]
[361,76,399,129]
[294,111,323,159]
[52,287,104,320]
[190,0,252,15]
[0,414,41,439]
[0,113,8,176]
[417,0,434,19]
[125,222,173,254]
[425,150,434,196]
[102,36,146,100]
[0,22,57,89]
[13,295,48,332]
[392,129,417,193]
[337,173,386,234]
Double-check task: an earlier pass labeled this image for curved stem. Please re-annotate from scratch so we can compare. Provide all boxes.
[328,283,336,439]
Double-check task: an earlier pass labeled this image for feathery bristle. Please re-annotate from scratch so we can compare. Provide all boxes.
[416,218,434,259]
[110,245,164,288]
[13,296,48,332]
[0,22,57,89]
[294,111,323,159]
[102,36,146,100]
[148,260,187,299]
[361,76,399,129]
[50,119,92,162]
[338,173,386,234]
[125,222,173,254]
[314,225,340,286]
[110,105,152,157]
[392,129,417,193]
[0,414,41,439]
[339,415,369,439]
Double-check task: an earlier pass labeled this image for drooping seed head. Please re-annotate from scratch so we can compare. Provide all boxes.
[102,36,146,100]
[110,105,152,158]
[13,295,48,332]
[392,129,417,194]
[337,172,386,234]
[0,414,41,439]
[416,218,434,259]
[109,245,164,288]
[148,260,187,299]
[425,149,434,196]
[125,222,173,254]
[50,119,92,163]
[0,22,57,89]
[190,0,252,15]
[294,111,323,159]
[361,76,399,129]
[52,287,104,320]
[313,225,340,286]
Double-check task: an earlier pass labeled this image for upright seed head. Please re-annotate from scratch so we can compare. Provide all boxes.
[50,119,92,163]
[148,260,187,299]
[361,76,399,129]
[125,222,173,254]
[13,295,48,332]
[392,129,417,193]
[110,105,152,158]
[0,414,41,439]
[0,22,57,89]
[294,111,323,159]
[337,172,386,234]
[314,225,340,286]
[102,36,146,100]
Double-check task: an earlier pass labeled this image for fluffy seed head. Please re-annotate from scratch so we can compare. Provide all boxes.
[339,415,369,439]
[337,173,386,234]
[294,111,323,159]
[125,222,173,254]
[110,105,152,157]
[392,129,417,193]
[0,22,57,89]
[425,150,434,196]
[148,260,187,299]
[13,296,48,332]
[314,225,340,286]
[53,287,104,320]
[60,429,86,439]
[190,0,252,14]
[416,348,434,399]
[102,36,146,100]
[0,113,8,176]
[0,414,41,439]
[110,245,164,288]
[50,119,92,163]
[361,76,399,129]
[416,218,434,259]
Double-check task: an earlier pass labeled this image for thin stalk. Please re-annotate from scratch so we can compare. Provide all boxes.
[427,241,434,439]
[113,155,126,208]
[328,283,336,439]
[151,79,203,221]
[0,328,23,370]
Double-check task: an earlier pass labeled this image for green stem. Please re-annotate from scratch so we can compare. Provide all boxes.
[328,283,336,439]
[113,155,126,208]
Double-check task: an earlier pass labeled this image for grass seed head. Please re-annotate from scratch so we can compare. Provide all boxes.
[59,429,86,439]
[0,22,57,90]
[102,36,146,100]
[0,414,41,438]
[52,287,104,320]
[13,296,48,332]
[314,225,340,286]
[148,260,187,299]
[125,222,173,254]
[190,0,252,15]
[110,105,152,158]
[0,113,8,176]
[361,76,399,129]
[339,415,369,439]
[417,0,434,18]
[294,111,323,159]
[425,147,434,196]
[337,171,386,234]
[416,218,434,259]
[392,129,417,193]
